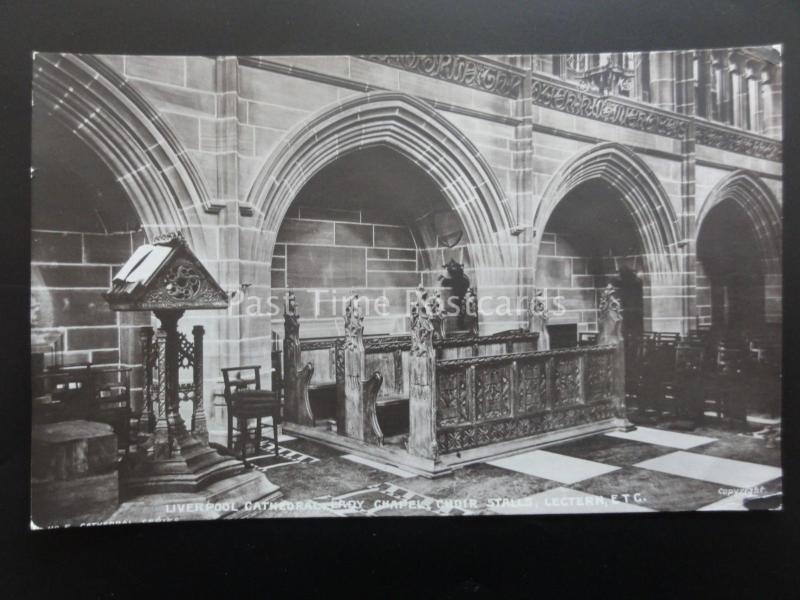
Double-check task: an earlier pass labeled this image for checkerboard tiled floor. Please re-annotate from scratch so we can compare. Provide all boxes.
[233,421,781,518]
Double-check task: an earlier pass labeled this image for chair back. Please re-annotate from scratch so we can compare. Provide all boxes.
[221,365,263,405]
[270,351,283,397]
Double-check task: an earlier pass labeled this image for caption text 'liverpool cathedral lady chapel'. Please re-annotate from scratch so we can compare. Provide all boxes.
[30,49,782,526]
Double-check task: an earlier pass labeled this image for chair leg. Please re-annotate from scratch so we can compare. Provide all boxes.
[256,418,262,455]
[241,418,247,462]
[273,417,279,457]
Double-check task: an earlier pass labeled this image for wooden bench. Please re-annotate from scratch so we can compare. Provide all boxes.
[282,292,539,444]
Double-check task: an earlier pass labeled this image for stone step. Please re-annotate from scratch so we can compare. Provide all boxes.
[205,470,281,508]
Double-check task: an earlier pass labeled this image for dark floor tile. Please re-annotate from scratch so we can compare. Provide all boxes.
[281,436,345,459]
[572,466,723,512]
[545,435,675,466]
[395,462,559,510]
[693,435,782,467]
[264,456,390,502]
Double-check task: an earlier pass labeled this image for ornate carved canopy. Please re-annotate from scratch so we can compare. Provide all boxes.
[103,231,228,311]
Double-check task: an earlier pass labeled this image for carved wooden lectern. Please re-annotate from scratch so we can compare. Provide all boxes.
[103,232,281,499]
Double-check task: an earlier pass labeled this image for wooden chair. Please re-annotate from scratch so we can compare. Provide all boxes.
[705,343,748,424]
[87,366,132,456]
[663,344,705,420]
[221,366,282,460]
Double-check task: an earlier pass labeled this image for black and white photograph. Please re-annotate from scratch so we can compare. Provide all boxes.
[29,48,783,528]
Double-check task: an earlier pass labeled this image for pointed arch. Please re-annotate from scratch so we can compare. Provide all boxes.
[32,53,213,246]
[697,170,781,268]
[532,142,681,280]
[245,91,518,284]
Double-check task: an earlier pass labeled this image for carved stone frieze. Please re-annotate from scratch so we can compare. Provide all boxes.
[531,75,781,161]
[360,55,523,98]
[531,76,689,138]
[696,123,782,161]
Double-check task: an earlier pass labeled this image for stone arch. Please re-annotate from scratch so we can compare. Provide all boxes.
[245,91,518,286]
[696,170,781,269]
[32,53,212,247]
[532,142,681,281]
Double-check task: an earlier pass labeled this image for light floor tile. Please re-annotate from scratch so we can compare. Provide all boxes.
[489,486,654,515]
[488,450,620,484]
[605,426,717,449]
[635,451,782,489]
[341,454,417,479]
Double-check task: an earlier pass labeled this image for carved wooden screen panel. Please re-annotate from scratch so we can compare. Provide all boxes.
[474,363,513,421]
[585,350,614,403]
[436,366,470,427]
[516,358,548,414]
[552,356,583,407]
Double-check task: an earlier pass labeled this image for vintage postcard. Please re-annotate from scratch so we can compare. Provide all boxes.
[30,49,782,527]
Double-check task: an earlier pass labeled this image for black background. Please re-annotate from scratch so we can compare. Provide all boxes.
[1,1,798,596]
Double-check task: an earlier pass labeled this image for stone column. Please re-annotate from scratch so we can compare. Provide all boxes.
[745,59,764,132]
[649,51,675,111]
[762,64,782,139]
[728,52,746,129]
[711,50,730,123]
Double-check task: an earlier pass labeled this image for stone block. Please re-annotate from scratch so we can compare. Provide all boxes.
[32,231,82,263]
[162,111,200,150]
[31,288,117,327]
[35,265,110,288]
[91,349,120,365]
[67,327,118,351]
[277,219,334,245]
[368,259,417,272]
[389,249,416,260]
[536,256,571,287]
[335,222,373,246]
[186,56,215,90]
[374,226,415,249]
[246,100,308,130]
[367,271,419,288]
[126,55,186,86]
[367,248,388,259]
[133,79,216,117]
[298,206,360,222]
[239,65,340,111]
[286,245,366,288]
[83,233,132,264]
